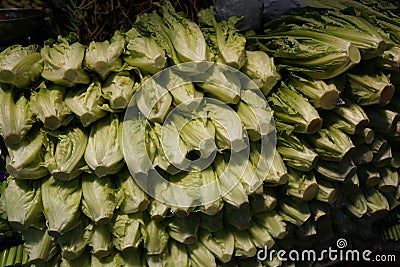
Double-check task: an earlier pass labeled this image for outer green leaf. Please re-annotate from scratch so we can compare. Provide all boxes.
[117,168,149,214]
[64,78,110,127]
[44,126,88,181]
[81,173,117,225]
[110,211,144,252]
[102,70,137,110]
[84,32,125,80]
[41,176,82,237]
[0,85,34,144]
[123,27,166,74]
[22,227,59,266]
[199,228,234,263]
[84,114,124,177]
[268,83,322,134]
[241,51,280,96]
[187,240,217,267]
[5,129,48,179]
[30,82,73,130]
[4,177,43,231]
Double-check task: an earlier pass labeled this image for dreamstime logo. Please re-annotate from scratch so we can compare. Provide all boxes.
[257,238,397,263]
[122,61,276,208]
[336,238,347,249]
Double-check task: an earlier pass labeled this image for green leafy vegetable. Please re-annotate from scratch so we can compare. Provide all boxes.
[102,70,138,110]
[41,35,90,87]
[0,85,34,144]
[241,51,280,96]
[84,114,124,177]
[4,177,43,231]
[124,27,167,74]
[41,176,82,237]
[0,44,43,89]
[30,82,73,130]
[268,83,322,134]
[84,32,125,80]
[81,173,118,225]
[5,129,48,179]
[64,78,110,127]
[44,126,88,181]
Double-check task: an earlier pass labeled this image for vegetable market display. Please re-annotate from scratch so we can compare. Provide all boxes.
[0,0,399,266]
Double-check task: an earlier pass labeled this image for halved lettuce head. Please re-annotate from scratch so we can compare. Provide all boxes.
[0,44,43,89]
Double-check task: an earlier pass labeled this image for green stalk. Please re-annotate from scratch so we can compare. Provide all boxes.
[288,73,340,110]
[110,211,144,253]
[57,221,88,260]
[5,245,16,267]
[166,240,190,267]
[285,168,319,201]
[344,192,368,218]
[167,213,200,245]
[117,168,149,214]
[143,215,169,256]
[187,240,217,267]
[196,64,241,104]
[363,187,390,218]
[161,69,203,109]
[0,248,8,267]
[198,228,234,263]
[135,77,172,123]
[14,244,23,266]
[390,142,400,168]
[341,173,360,194]
[357,165,381,187]
[199,212,223,233]
[41,176,82,237]
[268,83,322,134]
[23,227,59,265]
[383,192,400,210]
[351,144,373,165]
[315,156,356,182]
[306,126,355,162]
[346,72,394,106]
[296,220,317,240]
[230,228,257,258]
[81,174,117,225]
[250,187,278,213]
[21,247,28,266]
[148,199,169,221]
[373,46,400,72]
[370,134,392,167]
[265,150,289,186]
[224,203,251,231]
[325,98,369,135]
[255,29,361,79]
[378,167,399,193]
[214,154,248,208]
[248,219,275,249]
[366,108,399,135]
[86,223,113,258]
[352,127,375,145]
[277,131,319,172]
[315,179,339,204]
[308,200,331,222]
[278,196,311,226]
[198,167,224,216]
[253,210,287,239]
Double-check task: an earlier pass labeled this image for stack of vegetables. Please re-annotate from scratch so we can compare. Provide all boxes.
[0,0,399,266]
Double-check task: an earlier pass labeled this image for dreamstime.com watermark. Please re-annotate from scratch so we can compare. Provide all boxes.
[257,238,397,263]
